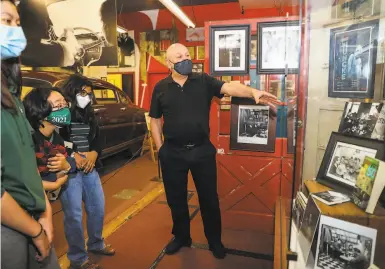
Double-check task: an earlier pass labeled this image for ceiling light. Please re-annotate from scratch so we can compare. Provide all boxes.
[158,0,195,28]
[117,26,127,33]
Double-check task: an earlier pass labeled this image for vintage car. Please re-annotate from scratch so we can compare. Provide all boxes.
[21,70,148,159]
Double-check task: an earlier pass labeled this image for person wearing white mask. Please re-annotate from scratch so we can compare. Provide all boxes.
[59,74,115,269]
[1,0,60,268]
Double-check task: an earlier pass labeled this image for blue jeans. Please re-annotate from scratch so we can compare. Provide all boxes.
[60,170,105,265]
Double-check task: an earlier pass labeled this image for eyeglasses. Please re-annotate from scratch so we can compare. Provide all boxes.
[78,86,93,97]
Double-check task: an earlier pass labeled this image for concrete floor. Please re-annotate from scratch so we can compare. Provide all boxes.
[54,152,275,269]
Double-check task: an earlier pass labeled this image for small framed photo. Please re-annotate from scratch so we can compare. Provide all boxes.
[287,98,297,154]
[209,24,250,76]
[316,132,385,193]
[332,0,381,19]
[339,102,384,141]
[250,35,257,64]
[328,20,379,98]
[192,63,204,73]
[230,97,277,152]
[257,21,300,74]
[314,216,377,269]
[196,46,205,60]
[187,46,195,59]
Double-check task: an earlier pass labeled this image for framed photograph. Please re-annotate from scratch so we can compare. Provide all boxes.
[315,216,377,269]
[186,27,204,42]
[192,63,204,73]
[338,102,384,141]
[328,20,379,98]
[250,35,257,64]
[187,46,195,59]
[257,21,300,74]
[230,97,277,152]
[196,46,205,60]
[285,79,296,99]
[316,132,385,193]
[298,197,321,262]
[209,24,250,76]
[287,99,297,154]
[332,0,381,19]
[268,79,282,99]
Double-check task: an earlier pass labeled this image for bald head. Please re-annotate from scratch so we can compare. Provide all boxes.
[166,43,191,69]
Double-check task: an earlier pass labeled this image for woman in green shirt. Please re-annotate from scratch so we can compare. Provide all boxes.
[1,1,60,268]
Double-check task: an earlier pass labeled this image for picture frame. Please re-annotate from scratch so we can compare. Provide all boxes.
[209,24,250,76]
[186,27,204,42]
[192,63,204,73]
[287,98,297,154]
[328,20,379,99]
[250,34,257,65]
[257,21,300,74]
[338,102,384,141]
[230,97,277,152]
[196,46,205,60]
[187,46,195,59]
[332,0,381,20]
[314,215,377,269]
[316,132,385,193]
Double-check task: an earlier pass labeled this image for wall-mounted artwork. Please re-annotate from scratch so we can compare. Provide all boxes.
[230,97,277,152]
[287,98,297,154]
[250,35,257,65]
[196,46,205,60]
[332,0,381,19]
[187,46,195,59]
[209,24,250,76]
[328,20,379,98]
[257,21,300,74]
[192,63,203,73]
[118,30,135,67]
[186,27,204,42]
[19,0,118,67]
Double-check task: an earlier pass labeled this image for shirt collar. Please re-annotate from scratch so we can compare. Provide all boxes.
[166,73,200,84]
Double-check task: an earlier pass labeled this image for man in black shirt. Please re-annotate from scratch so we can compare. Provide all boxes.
[149,43,279,259]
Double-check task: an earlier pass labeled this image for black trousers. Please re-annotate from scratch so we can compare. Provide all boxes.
[159,140,222,245]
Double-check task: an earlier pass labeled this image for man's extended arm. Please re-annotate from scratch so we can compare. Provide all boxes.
[150,118,163,150]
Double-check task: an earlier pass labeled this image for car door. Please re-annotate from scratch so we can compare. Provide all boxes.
[115,89,139,144]
[92,87,127,151]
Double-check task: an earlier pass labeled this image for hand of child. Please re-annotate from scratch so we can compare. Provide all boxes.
[48,153,70,172]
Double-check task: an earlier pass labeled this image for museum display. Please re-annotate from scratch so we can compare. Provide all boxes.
[316,132,385,193]
[117,30,135,67]
[19,0,118,67]
[311,191,350,206]
[314,216,377,269]
[339,102,384,141]
[209,24,250,76]
[351,157,385,214]
[257,21,300,74]
[293,191,308,228]
[230,97,277,152]
[328,19,379,98]
[332,0,382,20]
[196,46,205,60]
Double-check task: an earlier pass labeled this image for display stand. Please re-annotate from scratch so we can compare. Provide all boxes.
[303,180,385,268]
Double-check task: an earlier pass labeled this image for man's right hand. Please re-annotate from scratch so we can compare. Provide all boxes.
[32,225,51,262]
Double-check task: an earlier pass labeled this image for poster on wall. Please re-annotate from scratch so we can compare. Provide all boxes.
[18,0,118,68]
[118,30,135,67]
[314,216,377,269]
[332,0,381,19]
[209,24,250,76]
[257,21,300,74]
[230,97,277,152]
[192,63,204,73]
[186,27,204,42]
[328,20,379,99]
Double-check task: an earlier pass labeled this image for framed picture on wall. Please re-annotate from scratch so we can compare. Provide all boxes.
[316,132,385,193]
[196,46,205,60]
[257,21,300,74]
[338,102,384,141]
[328,20,379,99]
[209,24,250,76]
[230,97,277,152]
[332,0,381,19]
[192,63,204,73]
[250,35,257,65]
[187,46,195,59]
[287,98,297,154]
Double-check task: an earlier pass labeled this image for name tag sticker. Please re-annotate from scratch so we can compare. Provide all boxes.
[64,141,74,149]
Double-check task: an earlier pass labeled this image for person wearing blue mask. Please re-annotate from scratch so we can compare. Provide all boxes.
[149,43,280,259]
[1,1,60,268]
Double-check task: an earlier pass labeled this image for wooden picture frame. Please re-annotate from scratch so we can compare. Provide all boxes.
[257,21,300,74]
[209,24,250,76]
[196,46,205,60]
[187,46,195,59]
[230,97,277,152]
[316,132,385,194]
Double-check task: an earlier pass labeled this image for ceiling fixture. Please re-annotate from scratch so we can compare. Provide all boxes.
[158,0,195,28]
[117,26,127,33]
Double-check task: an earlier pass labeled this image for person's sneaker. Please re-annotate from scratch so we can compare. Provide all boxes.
[68,260,100,269]
[209,243,226,259]
[88,244,116,256]
[165,238,192,255]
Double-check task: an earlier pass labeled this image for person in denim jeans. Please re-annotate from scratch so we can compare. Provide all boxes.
[59,74,115,269]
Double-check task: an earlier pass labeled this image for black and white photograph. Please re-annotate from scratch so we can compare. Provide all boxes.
[230,97,277,152]
[237,105,269,145]
[372,106,385,141]
[315,216,377,269]
[19,0,118,68]
[332,0,381,19]
[117,30,136,67]
[298,197,321,262]
[311,190,351,206]
[251,35,257,64]
[328,20,379,98]
[192,63,204,73]
[326,142,377,186]
[339,102,384,140]
[316,132,385,193]
[257,21,300,74]
[209,25,250,76]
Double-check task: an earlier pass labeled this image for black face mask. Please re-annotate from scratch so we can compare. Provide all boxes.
[171,59,193,75]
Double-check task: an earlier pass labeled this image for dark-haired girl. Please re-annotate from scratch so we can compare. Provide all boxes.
[1,1,60,268]
[59,74,115,269]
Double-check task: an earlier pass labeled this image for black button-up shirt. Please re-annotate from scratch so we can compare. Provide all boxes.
[149,73,225,145]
